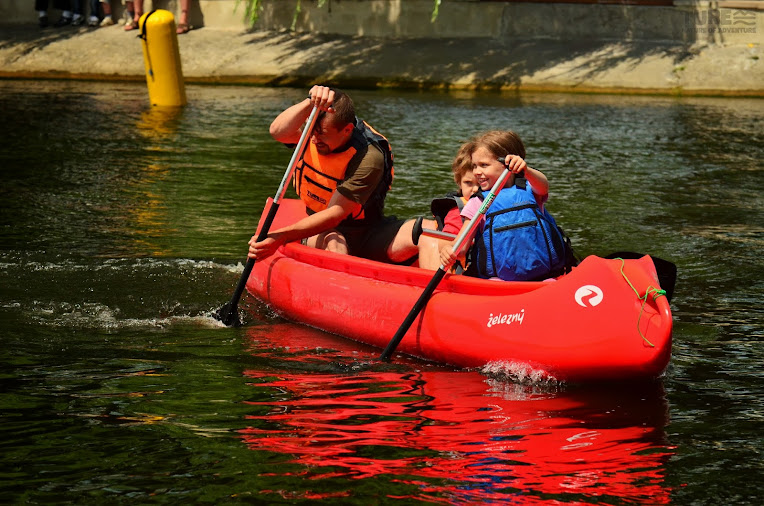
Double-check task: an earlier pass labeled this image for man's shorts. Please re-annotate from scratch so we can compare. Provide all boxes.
[337,216,408,264]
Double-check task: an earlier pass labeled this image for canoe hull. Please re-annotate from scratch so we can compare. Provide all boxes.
[246,199,673,382]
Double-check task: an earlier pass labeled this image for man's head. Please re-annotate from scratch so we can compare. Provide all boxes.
[312,88,356,154]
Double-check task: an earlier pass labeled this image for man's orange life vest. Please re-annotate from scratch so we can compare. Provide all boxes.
[293,118,394,225]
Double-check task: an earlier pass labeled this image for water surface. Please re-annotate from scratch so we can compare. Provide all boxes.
[1,80,762,504]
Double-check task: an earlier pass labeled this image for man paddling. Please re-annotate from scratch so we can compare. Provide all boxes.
[248,86,423,263]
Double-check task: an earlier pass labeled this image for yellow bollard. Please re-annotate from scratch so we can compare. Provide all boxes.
[139,9,187,107]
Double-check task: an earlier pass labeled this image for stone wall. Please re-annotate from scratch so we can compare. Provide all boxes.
[3,0,762,46]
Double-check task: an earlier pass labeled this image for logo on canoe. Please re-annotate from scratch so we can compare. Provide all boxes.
[487,310,525,328]
[575,285,604,307]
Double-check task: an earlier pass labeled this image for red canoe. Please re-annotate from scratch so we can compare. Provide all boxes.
[245,199,673,383]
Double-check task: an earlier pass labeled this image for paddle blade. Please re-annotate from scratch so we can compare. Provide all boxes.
[214,301,241,327]
[651,256,677,302]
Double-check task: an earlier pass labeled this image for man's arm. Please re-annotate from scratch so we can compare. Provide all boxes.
[269,98,313,145]
[248,191,362,260]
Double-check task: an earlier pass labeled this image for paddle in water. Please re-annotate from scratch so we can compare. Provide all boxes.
[380,163,513,360]
[214,105,320,327]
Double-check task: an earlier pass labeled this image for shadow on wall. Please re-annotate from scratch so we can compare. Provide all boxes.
[241,31,700,91]
[0,1,758,91]
[239,1,737,90]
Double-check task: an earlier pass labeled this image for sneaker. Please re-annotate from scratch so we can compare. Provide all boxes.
[39,15,49,28]
[71,15,85,26]
[120,11,134,26]
[53,16,72,27]
[88,16,99,27]
[100,16,115,27]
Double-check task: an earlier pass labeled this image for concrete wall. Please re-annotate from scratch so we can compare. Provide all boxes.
[3,0,762,46]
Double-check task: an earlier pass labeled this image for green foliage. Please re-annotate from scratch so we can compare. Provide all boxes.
[431,0,441,23]
[234,0,260,27]
[236,0,442,28]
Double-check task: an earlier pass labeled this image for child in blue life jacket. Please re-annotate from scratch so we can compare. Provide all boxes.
[439,130,572,281]
[416,141,479,270]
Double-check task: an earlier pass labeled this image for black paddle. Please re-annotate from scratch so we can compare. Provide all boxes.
[214,105,320,327]
[380,165,512,361]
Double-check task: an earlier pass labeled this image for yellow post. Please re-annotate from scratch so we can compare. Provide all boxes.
[139,9,187,107]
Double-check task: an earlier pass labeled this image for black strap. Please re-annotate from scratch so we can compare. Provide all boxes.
[138,10,159,80]
[138,10,158,41]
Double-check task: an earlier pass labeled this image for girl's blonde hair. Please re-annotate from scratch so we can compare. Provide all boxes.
[472,130,526,160]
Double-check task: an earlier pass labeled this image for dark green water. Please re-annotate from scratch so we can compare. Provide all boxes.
[1,80,762,504]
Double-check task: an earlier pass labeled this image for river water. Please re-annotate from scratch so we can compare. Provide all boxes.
[1,80,761,504]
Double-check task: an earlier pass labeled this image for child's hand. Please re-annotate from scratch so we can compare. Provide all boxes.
[501,155,527,175]
[439,241,458,269]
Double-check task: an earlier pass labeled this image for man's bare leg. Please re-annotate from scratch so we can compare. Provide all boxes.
[306,230,349,255]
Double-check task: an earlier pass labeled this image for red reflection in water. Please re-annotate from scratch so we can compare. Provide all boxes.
[241,324,673,503]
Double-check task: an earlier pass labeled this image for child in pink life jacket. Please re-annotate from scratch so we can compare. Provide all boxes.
[416,141,480,270]
[432,141,480,235]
